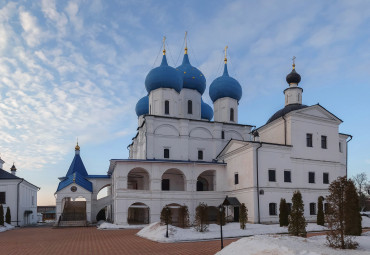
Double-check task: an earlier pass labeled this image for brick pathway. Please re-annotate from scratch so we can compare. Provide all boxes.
[0,227,237,255]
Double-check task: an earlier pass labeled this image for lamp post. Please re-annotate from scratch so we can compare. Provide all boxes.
[218,205,224,250]
[165,206,170,238]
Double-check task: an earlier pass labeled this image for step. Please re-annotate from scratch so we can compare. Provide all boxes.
[57,220,87,227]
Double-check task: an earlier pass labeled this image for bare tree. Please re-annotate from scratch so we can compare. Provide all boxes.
[352,172,369,211]
[194,203,209,232]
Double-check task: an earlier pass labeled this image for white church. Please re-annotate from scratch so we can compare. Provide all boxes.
[55,41,350,226]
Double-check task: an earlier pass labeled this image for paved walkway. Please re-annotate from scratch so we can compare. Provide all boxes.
[0,227,236,255]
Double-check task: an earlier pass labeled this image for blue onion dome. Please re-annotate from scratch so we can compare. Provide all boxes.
[135,95,149,116]
[286,64,301,84]
[209,63,242,102]
[201,99,214,120]
[145,54,183,93]
[176,52,206,95]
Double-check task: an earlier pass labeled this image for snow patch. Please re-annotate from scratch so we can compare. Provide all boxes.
[0,223,15,233]
[97,222,147,230]
[217,235,370,255]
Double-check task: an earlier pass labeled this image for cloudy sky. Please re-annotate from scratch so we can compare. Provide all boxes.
[0,0,369,205]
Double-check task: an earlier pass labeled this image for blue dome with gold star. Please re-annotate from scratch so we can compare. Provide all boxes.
[201,99,213,120]
[177,52,206,95]
[145,54,183,93]
[209,63,242,102]
[135,95,149,116]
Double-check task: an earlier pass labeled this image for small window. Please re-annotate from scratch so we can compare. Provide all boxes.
[269,203,277,215]
[234,173,239,185]
[321,135,327,149]
[32,196,34,206]
[306,133,313,147]
[164,148,170,159]
[221,131,225,139]
[161,179,170,191]
[309,172,315,183]
[268,169,276,182]
[310,203,316,215]
[323,173,329,184]
[0,192,5,204]
[198,150,203,160]
[230,108,234,122]
[187,100,192,114]
[284,170,291,183]
[149,105,151,114]
[287,203,292,214]
[164,100,169,115]
[339,142,342,153]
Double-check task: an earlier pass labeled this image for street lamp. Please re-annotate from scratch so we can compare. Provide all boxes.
[218,204,224,249]
[165,206,170,238]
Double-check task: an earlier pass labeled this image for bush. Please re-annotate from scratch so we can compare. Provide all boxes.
[178,205,190,228]
[194,203,208,232]
[344,179,362,236]
[5,207,11,224]
[326,176,359,249]
[239,203,248,229]
[317,196,324,226]
[279,198,289,227]
[288,190,307,237]
[160,206,172,226]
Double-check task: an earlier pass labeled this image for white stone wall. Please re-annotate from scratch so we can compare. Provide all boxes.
[213,97,238,123]
[179,88,201,119]
[131,115,252,161]
[0,179,38,226]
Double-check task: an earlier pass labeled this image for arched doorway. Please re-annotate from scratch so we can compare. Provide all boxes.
[207,206,218,223]
[96,206,107,222]
[61,196,87,221]
[196,170,215,191]
[161,169,186,191]
[128,168,150,190]
[127,202,150,225]
[164,203,182,227]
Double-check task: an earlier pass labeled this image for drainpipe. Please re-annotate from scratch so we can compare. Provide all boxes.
[345,135,353,177]
[282,115,287,145]
[17,178,24,227]
[256,143,262,224]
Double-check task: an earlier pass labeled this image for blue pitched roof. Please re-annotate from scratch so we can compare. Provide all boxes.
[56,172,92,192]
[65,153,88,177]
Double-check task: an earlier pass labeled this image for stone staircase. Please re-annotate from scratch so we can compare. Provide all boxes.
[58,220,87,227]
[56,200,88,227]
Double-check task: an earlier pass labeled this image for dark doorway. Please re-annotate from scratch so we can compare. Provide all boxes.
[161,179,170,191]
[234,207,239,222]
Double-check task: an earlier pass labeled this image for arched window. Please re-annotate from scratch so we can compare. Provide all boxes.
[164,148,170,159]
[187,100,192,114]
[230,108,234,122]
[165,100,169,115]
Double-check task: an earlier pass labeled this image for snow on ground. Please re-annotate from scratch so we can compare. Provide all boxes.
[362,216,370,228]
[216,234,370,255]
[137,222,327,243]
[97,222,147,230]
[0,223,15,233]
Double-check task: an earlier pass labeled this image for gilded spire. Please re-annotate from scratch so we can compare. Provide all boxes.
[162,36,166,55]
[292,56,296,69]
[184,31,188,54]
[224,46,228,64]
[75,139,80,151]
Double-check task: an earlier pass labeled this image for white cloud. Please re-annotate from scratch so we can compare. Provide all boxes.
[19,10,43,47]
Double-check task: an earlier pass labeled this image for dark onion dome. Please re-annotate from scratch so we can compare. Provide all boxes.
[201,99,214,120]
[176,53,206,95]
[10,164,17,171]
[209,64,242,102]
[145,54,183,93]
[286,68,301,84]
[135,95,149,116]
[266,104,308,124]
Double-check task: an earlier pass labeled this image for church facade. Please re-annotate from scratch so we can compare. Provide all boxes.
[56,43,350,225]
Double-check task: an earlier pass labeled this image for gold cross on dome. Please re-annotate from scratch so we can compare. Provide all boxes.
[292,56,296,69]
[224,46,228,64]
[162,36,166,55]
